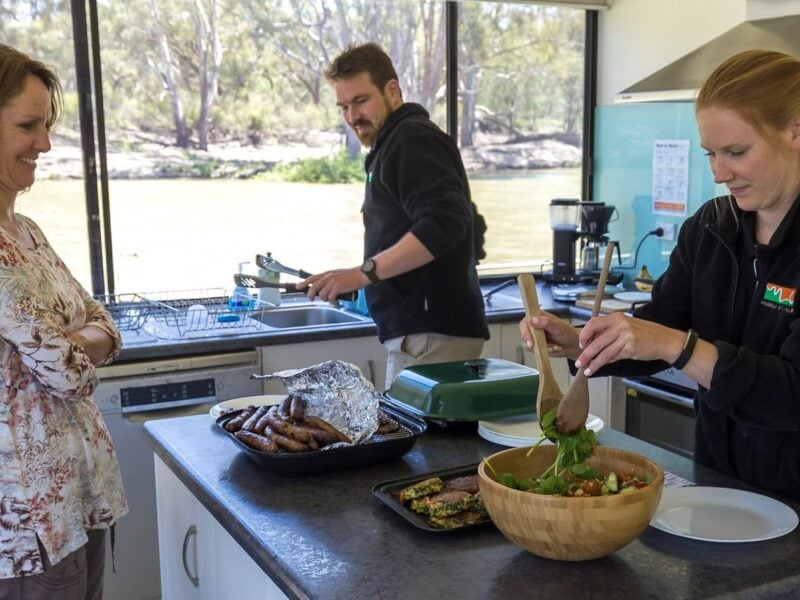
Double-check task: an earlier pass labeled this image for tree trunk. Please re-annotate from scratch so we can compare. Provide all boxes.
[150,0,189,148]
[194,0,221,151]
[460,61,478,147]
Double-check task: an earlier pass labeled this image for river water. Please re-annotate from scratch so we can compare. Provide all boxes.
[19,168,580,294]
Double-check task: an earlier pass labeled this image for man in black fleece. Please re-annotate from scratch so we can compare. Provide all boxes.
[298,42,488,387]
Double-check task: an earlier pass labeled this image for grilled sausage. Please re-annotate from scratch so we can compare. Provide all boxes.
[223,405,256,432]
[254,410,273,435]
[241,404,269,433]
[303,415,351,443]
[289,395,306,421]
[278,395,292,417]
[265,406,290,435]
[304,426,340,446]
[265,407,316,443]
[271,431,309,452]
[234,430,279,453]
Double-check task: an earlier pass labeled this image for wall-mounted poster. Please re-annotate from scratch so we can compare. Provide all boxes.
[652,139,689,216]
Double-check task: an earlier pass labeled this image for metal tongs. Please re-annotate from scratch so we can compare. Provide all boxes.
[233,273,357,301]
[256,253,313,279]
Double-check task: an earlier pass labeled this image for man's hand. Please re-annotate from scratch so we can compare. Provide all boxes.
[295,267,367,302]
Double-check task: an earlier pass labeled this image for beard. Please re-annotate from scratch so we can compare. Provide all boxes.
[350,98,396,148]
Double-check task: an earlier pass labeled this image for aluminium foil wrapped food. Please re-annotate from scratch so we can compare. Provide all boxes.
[252,360,381,445]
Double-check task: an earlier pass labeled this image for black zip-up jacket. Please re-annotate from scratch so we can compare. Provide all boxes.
[361,103,489,343]
[607,194,800,500]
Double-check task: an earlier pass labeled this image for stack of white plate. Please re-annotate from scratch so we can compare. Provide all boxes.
[478,413,604,447]
[209,395,283,419]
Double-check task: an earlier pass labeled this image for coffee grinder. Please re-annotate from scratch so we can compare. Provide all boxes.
[543,199,622,284]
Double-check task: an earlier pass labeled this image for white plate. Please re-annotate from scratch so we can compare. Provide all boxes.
[614,291,652,303]
[650,486,799,543]
[209,394,283,419]
[478,413,604,447]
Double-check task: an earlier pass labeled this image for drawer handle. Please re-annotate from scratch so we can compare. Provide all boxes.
[366,359,375,384]
[182,524,199,587]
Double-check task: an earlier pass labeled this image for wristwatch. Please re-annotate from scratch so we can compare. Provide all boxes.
[360,257,382,285]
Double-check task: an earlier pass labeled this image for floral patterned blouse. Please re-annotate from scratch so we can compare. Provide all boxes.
[0,214,128,579]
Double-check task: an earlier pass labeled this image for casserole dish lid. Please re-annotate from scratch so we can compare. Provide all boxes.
[383,358,539,422]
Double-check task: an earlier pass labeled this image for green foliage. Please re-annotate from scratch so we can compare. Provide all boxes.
[5,0,585,150]
[270,151,363,184]
[486,408,599,496]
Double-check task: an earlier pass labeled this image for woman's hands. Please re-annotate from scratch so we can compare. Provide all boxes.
[520,311,689,375]
[519,311,582,359]
[68,326,114,366]
[572,312,686,376]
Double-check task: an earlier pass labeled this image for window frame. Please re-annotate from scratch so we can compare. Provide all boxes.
[69,0,599,296]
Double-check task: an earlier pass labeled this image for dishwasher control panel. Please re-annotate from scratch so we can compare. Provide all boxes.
[120,378,217,412]
[94,350,262,414]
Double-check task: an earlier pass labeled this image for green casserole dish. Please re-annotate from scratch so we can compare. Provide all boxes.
[383,358,539,422]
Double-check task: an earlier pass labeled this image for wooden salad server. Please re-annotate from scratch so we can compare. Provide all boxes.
[518,273,563,428]
[556,241,617,435]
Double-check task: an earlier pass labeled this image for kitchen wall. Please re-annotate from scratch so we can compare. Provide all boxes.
[592,102,715,281]
[593,0,800,282]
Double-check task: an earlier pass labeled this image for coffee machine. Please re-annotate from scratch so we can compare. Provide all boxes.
[543,199,622,284]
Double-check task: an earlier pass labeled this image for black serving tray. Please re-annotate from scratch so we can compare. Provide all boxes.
[215,401,426,476]
[372,464,493,533]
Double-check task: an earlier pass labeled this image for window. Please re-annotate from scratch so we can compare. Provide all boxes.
[459,2,584,268]
[4,0,588,295]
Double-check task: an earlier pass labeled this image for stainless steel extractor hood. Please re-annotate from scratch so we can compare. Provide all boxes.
[616,14,800,103]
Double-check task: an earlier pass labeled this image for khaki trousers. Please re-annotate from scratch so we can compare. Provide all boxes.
[384,332,485,389]
[0,529,106,600]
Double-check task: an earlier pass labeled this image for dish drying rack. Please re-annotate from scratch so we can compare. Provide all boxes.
[101,289,269,337]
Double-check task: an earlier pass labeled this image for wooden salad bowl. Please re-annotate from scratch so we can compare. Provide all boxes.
[478,445,664,561]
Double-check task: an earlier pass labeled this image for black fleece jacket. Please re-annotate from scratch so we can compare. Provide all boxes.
[361,103,489,343]
[606,194,800,500]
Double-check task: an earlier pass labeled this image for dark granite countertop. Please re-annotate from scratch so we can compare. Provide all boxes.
[144,416,800,600]
[115,279,563,362]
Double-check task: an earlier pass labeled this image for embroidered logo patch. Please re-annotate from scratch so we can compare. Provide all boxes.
[763,283,796,308]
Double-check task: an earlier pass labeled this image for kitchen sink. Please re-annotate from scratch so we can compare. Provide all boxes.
[250,305,368,329]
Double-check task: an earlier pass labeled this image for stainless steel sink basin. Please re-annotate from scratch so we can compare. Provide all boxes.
[250,305,367,329]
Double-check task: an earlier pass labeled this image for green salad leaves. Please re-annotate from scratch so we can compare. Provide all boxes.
[484,408,599,496]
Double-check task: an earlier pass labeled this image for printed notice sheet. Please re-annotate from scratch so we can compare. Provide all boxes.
[652,139,689,216]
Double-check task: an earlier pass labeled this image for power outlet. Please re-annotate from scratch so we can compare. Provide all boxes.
[656,222,676,241]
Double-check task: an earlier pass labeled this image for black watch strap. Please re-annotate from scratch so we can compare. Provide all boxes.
[671,329,698,370]
[361,257,382,285]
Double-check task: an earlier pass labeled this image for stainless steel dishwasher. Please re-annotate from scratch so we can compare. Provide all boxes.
[94,349,263,600]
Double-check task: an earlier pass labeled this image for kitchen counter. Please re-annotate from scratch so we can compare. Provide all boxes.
[144,415,800,600]
[115,278,558,362]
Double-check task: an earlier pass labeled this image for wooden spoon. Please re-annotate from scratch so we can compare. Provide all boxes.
[517,273,563,427]
[556,241,617,435]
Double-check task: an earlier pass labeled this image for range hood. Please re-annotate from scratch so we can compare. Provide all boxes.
[616,14,800,103]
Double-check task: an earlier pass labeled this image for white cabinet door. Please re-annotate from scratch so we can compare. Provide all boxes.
[154,455,287,600]
[154,456,203,600]
[202,511,287,600]
[260,337,381,394]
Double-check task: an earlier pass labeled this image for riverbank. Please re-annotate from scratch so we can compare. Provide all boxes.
[41,130,581,180]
